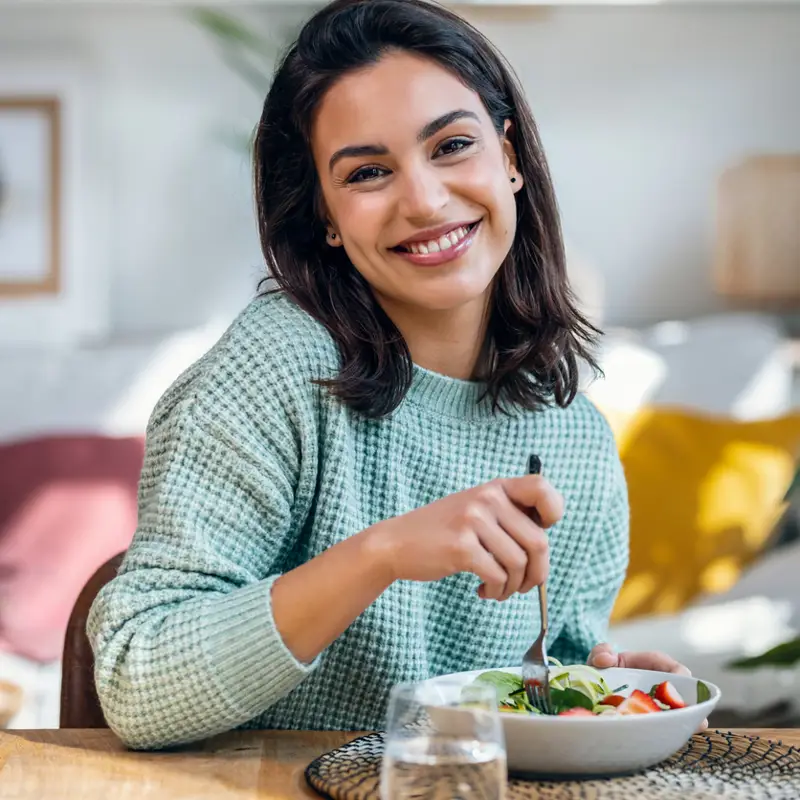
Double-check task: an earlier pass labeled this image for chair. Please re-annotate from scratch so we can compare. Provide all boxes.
[59,552,125,728]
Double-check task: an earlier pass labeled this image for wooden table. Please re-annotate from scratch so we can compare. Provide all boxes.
[1,728,798,799]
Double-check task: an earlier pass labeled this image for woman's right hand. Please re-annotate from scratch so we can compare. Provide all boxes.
[372,475,564,601]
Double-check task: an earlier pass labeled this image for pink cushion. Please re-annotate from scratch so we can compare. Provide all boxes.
[0,435,144,662]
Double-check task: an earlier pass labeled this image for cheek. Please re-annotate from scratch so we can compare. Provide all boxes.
[336,192,391,252]
[457,157,515,224]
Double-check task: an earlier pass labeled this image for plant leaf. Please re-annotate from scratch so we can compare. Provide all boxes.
[726,636,800,670]
[191,9,265,50]
[785,464,800,502]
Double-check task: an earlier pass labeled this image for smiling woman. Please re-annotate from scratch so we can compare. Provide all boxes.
[85,0,684,753]
[255,1,598,416]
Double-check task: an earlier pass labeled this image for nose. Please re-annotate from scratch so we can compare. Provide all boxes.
[397,162,449,222]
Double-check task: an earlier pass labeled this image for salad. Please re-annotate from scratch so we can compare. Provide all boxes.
[473,658,711,717]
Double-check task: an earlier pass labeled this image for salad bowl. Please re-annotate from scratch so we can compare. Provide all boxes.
[418,664,721,776]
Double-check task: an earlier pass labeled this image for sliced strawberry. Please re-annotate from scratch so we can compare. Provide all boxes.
[598,694,626,707]
[558,707,594,717]
[617,689,661,715]
[653,681,686,710]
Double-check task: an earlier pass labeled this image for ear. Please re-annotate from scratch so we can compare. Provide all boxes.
[502,119,524,193]
[325,224,344,248]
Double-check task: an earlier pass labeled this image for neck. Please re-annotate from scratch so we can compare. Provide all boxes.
[377,294,490,381]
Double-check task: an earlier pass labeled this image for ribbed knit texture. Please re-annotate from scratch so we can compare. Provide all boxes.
[87,292,629,750]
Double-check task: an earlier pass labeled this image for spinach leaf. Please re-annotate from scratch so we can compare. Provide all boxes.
[696,681,711,704]
[550,687,594,713]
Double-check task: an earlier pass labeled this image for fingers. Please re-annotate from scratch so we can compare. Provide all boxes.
[474,518,528,600]
[590,645,692,676]
[500,474,564,529]
[618,650,691,676]
[588,643,619,668]
[494,501,549,593]
[463,534,509,601]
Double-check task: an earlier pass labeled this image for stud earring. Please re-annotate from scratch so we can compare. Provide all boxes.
[327,232,337,243]
[510,177,517,184]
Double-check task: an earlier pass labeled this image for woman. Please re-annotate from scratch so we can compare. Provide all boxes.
[88,0,689,751]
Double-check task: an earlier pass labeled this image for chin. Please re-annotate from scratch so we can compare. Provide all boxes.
[407,276,495,312]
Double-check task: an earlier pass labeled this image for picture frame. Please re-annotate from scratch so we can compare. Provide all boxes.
[0,96,61,297]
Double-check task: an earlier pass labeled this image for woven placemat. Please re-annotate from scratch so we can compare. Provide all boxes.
[305,730,800,800]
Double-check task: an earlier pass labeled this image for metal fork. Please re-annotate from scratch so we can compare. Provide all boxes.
[521,454,554,715]
[522,583,553,714]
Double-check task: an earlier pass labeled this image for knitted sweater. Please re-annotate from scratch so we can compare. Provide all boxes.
[87,292,629,750]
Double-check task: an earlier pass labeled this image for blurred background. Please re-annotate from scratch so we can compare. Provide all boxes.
[0,0,798,732]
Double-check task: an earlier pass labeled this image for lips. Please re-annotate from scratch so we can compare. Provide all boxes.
[393,222,479,256]
[391,220,481,268]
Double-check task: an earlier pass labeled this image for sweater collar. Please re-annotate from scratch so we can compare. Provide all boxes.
[404,363,506,420]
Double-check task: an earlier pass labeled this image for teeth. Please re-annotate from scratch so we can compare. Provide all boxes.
[405,225,472,255]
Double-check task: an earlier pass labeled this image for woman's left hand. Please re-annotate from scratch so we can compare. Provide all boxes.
[589,642,691,675]
[588,643,708,731]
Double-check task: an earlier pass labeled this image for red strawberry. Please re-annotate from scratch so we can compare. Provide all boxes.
[617,689,661,715]
[558,707,595,717]
[598,694,625,707]
[653,681,686,710]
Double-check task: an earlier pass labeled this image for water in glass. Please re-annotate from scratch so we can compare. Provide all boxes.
[380,679,507,800]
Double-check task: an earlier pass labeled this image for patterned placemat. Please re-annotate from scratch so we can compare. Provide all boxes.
[305,730,800,800]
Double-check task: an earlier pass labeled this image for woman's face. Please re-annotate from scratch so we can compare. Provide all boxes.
[311,51,523,317]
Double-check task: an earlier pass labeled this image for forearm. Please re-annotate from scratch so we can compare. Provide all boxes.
[271,523,395,663]
[89,576,311,750]
[89,526,395,750]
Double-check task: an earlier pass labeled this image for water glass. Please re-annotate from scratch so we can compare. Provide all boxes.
[380,678,507,800]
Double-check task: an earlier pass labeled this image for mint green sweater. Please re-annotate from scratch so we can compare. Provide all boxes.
[87,292,629,750]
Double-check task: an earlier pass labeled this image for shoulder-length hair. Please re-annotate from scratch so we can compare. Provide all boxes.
[254,0,600,418]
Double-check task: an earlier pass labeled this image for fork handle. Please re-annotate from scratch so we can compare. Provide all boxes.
[528,455,549,633]
[538,583,548,632]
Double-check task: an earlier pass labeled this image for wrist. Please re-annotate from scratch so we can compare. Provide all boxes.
[357,520,399,588]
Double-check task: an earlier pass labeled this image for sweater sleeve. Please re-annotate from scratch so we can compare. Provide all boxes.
[87,380,315,750]
[549,460,630,665]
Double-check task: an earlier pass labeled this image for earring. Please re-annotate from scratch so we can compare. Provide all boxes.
[327,232,337,243]
[510,177,517,184]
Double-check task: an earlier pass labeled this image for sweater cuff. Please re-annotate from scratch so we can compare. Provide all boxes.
[200,576,316,718]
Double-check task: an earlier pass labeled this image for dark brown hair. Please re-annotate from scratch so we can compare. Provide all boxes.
[254,0,600,418]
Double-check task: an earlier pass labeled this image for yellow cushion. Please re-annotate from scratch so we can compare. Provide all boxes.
[603,407,800,623]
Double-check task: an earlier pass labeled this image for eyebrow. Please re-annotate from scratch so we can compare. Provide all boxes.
[328,109,480,172]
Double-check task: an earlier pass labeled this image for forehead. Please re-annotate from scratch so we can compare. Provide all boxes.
[312,51,487,156]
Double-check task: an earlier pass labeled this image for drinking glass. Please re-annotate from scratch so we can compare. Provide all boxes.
[380,678,507,800]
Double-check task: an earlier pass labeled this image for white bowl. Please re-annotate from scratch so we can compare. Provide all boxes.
[419,666,721,776]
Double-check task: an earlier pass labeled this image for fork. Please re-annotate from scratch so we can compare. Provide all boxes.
[521,454,554,715]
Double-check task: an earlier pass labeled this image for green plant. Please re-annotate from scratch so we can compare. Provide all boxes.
[786,462,800,503]
[728,637,800,670]
[190,9,285,153]
[726,461,800,671]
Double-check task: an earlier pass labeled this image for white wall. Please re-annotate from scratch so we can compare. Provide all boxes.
[0,4,798,338]
[0,5,304,341]
[472,6,800,327]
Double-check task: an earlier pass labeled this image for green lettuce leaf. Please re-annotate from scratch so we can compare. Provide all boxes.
[473,671,524,705]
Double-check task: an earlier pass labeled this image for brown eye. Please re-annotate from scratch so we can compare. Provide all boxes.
[347,165,390,184]
[436,138,474,157]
